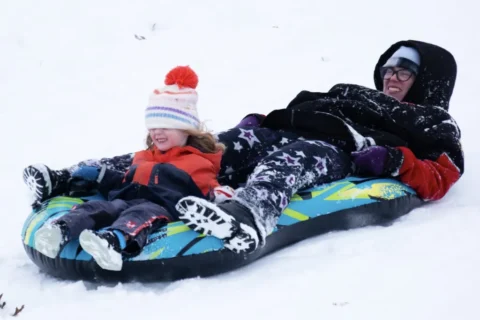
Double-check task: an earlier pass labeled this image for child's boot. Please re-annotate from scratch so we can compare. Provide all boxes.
[34,222,69,259]
[23,164,71,204]
[79,230,126,271]
[176,197,262,254]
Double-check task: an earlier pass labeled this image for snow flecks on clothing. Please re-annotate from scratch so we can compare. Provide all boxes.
[442,119,461,138]
[68,153,135,174]
[344,123,369,151]
[415,116,426,126]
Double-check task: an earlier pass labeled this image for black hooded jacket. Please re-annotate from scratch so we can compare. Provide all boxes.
[260,40,463,201]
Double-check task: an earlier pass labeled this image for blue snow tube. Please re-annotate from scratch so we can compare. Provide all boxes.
[22,177,422,282]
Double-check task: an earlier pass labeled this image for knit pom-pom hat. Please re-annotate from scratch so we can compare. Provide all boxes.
[145,66,200,130]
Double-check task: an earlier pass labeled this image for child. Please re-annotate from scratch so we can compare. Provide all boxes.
[34,66,233,271]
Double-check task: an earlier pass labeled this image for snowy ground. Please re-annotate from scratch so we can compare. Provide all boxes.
[1,0,479,319]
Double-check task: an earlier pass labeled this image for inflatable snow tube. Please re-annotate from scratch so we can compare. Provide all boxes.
[22,177,422,282]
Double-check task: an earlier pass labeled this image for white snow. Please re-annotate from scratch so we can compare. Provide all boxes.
[1,0,479,319]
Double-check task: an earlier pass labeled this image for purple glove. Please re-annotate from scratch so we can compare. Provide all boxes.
[351,146,388,176]
[235,113,265,128]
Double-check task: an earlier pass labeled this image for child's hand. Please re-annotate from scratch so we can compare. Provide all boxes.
[68,165,106,196]
[213,185,235,204]
[71,166,105,182]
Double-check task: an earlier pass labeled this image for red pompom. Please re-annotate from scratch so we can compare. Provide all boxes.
[164,66,198,89]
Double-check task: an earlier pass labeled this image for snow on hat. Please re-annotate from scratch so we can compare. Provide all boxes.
[383,46,421,74]
[145,66,201,131]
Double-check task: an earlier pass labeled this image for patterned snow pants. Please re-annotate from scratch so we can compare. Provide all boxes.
[67,127,353,237]
[215,128,352,237]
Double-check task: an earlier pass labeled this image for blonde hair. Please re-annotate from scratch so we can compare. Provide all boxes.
[146,127,225,154]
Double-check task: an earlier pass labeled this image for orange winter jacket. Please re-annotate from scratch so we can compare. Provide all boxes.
[99,145,222,215]
[129,145,222,195]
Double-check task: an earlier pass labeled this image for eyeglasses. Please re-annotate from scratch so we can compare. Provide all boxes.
[380,67,415,82]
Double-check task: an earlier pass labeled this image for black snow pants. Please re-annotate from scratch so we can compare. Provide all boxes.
[56,199,172,250]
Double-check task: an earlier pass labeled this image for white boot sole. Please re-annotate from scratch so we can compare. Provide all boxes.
[34,225,63,259]
[176,197,259,253]
[79,231,123,271]
[23,164,51,202]
[176,196,236,239]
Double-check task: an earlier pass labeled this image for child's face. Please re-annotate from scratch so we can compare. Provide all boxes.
[149,128,189,151]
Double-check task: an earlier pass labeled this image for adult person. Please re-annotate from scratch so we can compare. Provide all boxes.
[176,40,463,253]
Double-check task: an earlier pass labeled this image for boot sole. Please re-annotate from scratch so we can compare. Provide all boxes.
[176,197,236,239]
[176,197,259,254]
[34,225,63,259]
[23,164,51,201]
[79,231,123,271]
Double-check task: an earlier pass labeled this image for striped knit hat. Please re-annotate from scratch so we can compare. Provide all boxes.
[145,66,200,131]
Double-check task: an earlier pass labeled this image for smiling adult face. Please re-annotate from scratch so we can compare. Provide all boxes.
[381,67,416,102]
[380,45,421,102]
